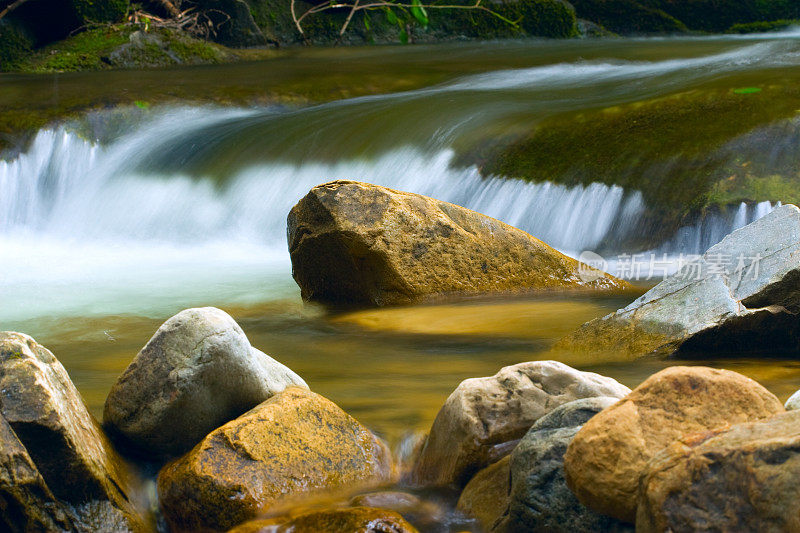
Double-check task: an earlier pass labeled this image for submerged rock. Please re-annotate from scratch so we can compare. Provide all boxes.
[457,455,511,532]
[158,387,393,532]
[350,491,445,529]
[412,361,630,487]
[229,507,418,533]
[104,307,306,458]
[500,397,628,533]
[0,332,146,532]
[563,366,784,523]
[638,409,800,532]
[559,204,800,358]
[287,181,627,307]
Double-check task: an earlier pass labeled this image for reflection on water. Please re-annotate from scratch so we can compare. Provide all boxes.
[19,291,800,446]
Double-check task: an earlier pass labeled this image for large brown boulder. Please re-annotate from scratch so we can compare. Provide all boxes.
[158,387,393,532]
[558,204,800,359]
[637,409,800,532]
[563,366,784,523]
[104,307,307,458]
[228,507,418,533]
[0,332,146,532]
[287,181,627,307]
[412,361,630,487]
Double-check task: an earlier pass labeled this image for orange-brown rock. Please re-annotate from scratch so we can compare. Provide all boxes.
[228,507,418,533]
[637,409,800,532]
[413,361,630,487]
[287,181,627,307]
[456,455,511,532]
[158,387,393,532]
[563,366,784,523]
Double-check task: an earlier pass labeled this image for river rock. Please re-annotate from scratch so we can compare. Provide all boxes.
[104,307,306,458]
[637,409,800,532]
[228,507,418,533]
[785,388,800,410]
[559,204,800,358]
[287,181,627,307]
[499,397,629,533]
[158,387,393,532]
[0,332,145,532]
[350,491,446,529]
[412,361,630,487]
[563,366,784,522]
[457,455,511,532]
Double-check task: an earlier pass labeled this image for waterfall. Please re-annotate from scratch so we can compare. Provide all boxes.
[1,127,647,254]
[4,33,800,321]
[657,201,778,257]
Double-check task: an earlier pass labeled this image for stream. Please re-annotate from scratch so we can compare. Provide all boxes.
[3,33,800,528]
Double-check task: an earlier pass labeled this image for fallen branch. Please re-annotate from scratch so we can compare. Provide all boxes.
[0,0,32,22]
[292,0,518,41]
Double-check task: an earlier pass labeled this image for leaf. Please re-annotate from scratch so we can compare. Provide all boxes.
[733,87,762,94]
[411,0,428,27]
[385,7,398,25]
[134,100,149,110]
[399,26,409,44]
[363,11,371,30]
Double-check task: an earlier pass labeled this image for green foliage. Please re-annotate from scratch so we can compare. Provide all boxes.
[73,0,130,23]
[430,0,576,39]
[642,0,798,32]
[0,20,34,71]
[569,0,686,34]
[727,19,799,33]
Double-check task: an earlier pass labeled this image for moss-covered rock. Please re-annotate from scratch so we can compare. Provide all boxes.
[568,0,686,34]
[17,26,235,72]
[472,83,800,247]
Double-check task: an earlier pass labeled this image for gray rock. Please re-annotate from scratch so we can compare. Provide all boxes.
[499,397,630,533]
[559,204,800,358]
[412,361,630,487]
[786,389,800,410]
[530,396,620,431]
[0,332,145,532]
[103,307,307,458]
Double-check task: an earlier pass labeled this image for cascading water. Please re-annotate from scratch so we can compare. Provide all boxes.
[3,33,800,322]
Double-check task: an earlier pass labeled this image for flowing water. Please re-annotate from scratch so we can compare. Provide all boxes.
[4,31,800,529]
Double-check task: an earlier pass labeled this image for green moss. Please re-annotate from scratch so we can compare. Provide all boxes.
[20,27,131,72]
[727,19,799,33]
[0,19,34,71]
[476,83,800,231]
[73,0,130,23]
